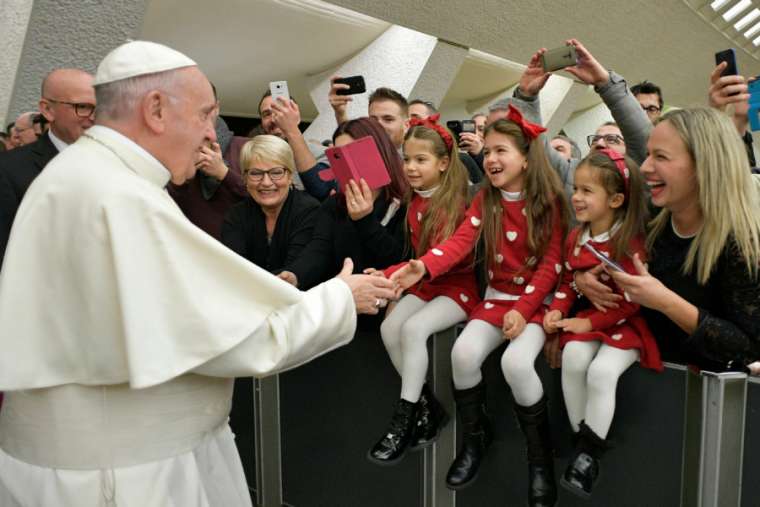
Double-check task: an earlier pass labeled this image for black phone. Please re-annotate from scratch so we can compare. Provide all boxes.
[446,120,463,137]
[715,49,738,77]
[334,75,366,96]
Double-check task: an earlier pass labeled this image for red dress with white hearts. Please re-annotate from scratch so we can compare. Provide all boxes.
[415,189,564,328]
[549,227,663,371]
[384,193,480,314]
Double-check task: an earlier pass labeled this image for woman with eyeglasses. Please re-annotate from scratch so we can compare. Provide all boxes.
[221,134,320,275]
[280,117,409,290]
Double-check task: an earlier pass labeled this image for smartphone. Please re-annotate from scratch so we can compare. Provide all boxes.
[446,120,463,138]
[715,49,738,77]
[334,75,366,96]
[462,120,476,134]
[269,81,290,102]
[541,45,578,72]
[583,243,625,273]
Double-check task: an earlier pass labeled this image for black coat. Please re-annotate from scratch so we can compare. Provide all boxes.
[288,194,407,290]
[0,133,58,265]
[221,189,320,274]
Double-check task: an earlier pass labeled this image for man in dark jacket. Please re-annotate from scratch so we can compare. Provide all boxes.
[0,68,95,265]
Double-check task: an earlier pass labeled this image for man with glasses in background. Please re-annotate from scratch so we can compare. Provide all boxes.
[0,68,95,266]
[631,81,664,123]
[9,112,41,147]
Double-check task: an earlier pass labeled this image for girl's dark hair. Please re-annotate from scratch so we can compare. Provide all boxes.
[479,119,570,272]
[332,117,408,210]
[576,152,649,261]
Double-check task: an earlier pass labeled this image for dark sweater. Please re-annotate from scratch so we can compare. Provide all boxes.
[288,194,407,289]
[642,221,760,371]
[221,190,319,274]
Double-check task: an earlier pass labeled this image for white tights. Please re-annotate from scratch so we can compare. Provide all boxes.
[451,319,547,407]
[562,340,639,438]
[380,294,466,403]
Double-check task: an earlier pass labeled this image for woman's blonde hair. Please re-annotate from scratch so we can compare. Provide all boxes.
[647,108,760,283]
[239,134,296,177]
[403,125,469,255]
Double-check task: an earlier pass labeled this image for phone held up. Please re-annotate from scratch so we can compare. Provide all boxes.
[541,45,578,73]
[446,120,475,139]
[334,75,366,96]
[269,81,290,103]
[715,48,738,77]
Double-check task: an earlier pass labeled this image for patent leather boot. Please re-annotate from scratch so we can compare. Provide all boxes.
[445,382,493,490]
[367,399,418,465]
[561,420,607,499]
[514,396,557,507]
[410,384,449,450]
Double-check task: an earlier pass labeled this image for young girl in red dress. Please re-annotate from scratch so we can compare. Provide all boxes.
[367,115,478,465]
[392,105,569,506]
[542,149,662,499]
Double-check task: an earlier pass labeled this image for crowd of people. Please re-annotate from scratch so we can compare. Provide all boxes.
[0,36,759,507]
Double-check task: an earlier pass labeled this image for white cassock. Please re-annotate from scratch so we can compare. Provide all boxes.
[0,125,357,507]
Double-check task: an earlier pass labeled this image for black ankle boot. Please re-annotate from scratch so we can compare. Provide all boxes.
[514,397,557,507]
[367,399,418,465]
[560,421,607,499]
[445,382,493,490]
[410,384,449,451]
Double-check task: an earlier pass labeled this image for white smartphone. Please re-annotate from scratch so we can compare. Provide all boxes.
[269,81,290,103]
[583,243,625,272]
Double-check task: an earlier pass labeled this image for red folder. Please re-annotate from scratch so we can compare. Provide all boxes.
[319,136,391,192]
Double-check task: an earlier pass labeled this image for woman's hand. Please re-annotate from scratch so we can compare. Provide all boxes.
[555,317,592,334]
[575,265,622,312]
[609,253,672,309]
[518,49,551,97]
[345,178,374,221]
[389,259,426,290]
[543,309,563,334]
[503,309,527,340]
[563,39,610,87]
[271,98,303,140]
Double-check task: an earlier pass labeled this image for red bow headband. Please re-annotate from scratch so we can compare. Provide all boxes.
[506,104,546,141]
[408,113,454,152]
[597,148,630,198]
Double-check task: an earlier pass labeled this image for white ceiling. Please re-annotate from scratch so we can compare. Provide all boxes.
[141,0,760,121]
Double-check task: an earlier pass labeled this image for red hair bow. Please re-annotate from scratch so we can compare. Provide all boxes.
[597,148,630,198]
[408,113,454,152]
[506,104,547,141]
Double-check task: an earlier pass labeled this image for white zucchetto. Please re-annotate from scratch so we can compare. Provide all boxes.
[94,40,197,86]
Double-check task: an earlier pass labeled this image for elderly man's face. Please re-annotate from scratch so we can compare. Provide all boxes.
[163,68,218,184]
[550,138,574,161]
[13,114,38,146]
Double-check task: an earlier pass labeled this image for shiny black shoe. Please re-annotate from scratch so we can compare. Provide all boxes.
[560,451,598,499]
[514,397,557,507]
[367,399,418,466]
[445,382,492,490]
[560,421,607,499]
[410,384,449,451]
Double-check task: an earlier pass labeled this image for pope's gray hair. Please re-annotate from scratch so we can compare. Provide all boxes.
[94,69,186,121]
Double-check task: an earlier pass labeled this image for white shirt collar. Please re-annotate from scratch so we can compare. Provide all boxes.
[414,186,439,198]
[499,189,523,201]
[85,126,171,187]
[579,220,623,245]
[47,129,69,153]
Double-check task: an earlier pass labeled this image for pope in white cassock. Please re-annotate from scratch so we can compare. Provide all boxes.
[0,41,397,506]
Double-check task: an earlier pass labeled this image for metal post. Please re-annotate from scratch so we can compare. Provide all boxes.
[681,369,747,507]
[423,325,458,507]
[253,375,283,507]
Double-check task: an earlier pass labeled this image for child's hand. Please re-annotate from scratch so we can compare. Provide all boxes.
[543,309,563,334]
[502,309,527,340]
[389,259,426,290]
[555,317,592,334]
[363,267,386,278]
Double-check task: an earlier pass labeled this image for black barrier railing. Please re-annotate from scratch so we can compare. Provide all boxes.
[245,325,755,507]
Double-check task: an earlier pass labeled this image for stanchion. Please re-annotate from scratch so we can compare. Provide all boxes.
[423,325,459,507]
[681,369,747,507]
[254,375,283,507]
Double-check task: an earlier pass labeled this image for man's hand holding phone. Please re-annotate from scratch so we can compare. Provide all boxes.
[329,76,353,124]
[458,131,483,156]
